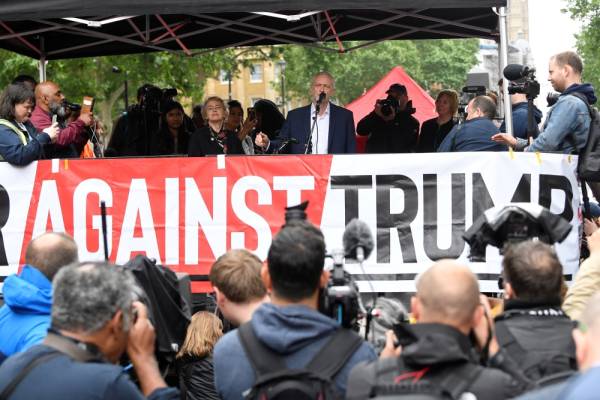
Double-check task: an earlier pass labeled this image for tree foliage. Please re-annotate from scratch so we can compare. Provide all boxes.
[566,0,600,90]
[0,48,260,130]
[279,38,479,105]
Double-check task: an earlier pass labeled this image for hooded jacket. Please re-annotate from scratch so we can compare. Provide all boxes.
[499,102,543,140]
[517,83,597,153]
[213,303,376,400]
[0,265,52,357]
[347,323,531,400]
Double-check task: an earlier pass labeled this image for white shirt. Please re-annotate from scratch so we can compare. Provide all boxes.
[309,102,330,154]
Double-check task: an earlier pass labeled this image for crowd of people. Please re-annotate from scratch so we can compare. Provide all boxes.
[1,214,600,398]
[0,50,594,166]
[0,48,599,399]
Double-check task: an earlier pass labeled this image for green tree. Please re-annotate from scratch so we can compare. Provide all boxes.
[0,48,269,131]
[279,38,479,105]
[566,0,600,90]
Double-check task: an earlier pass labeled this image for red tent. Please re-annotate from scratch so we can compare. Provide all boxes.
[346,66,437,153]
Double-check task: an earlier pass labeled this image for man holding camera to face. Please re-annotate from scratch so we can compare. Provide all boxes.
[0,262,178,400]
[347,260,530,400]
[356,83,419,153]
[30,81,93,159]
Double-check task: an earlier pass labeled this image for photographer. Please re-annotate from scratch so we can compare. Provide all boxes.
[107,84,166,157]
[492,51,596,153]
[30,81,93,159]
[213,221,376,400]
[0,262,179,399]
[498,78,543,140]
[495,241,577,382]
[347,260,531,400]
[357,84,419,153]
[437,95,505,152]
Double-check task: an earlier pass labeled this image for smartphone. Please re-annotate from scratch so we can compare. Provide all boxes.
[247,107,256,121]
[82,96,95,114]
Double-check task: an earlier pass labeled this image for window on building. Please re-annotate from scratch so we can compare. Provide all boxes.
[219,70,230,84]
[250,64,263,83]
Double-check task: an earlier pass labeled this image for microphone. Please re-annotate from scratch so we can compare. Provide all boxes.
[343,219,374,263]
[503,64,534,81]
[316,91,326,105]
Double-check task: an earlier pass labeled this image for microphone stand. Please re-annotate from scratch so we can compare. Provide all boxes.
[305,102,320,154]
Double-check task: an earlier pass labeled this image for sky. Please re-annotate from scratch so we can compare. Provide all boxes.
[528,0,582,114]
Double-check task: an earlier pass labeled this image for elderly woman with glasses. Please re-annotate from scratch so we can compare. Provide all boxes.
[188,96,243,157]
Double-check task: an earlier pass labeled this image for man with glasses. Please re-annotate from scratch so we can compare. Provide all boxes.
[255,71,356,154]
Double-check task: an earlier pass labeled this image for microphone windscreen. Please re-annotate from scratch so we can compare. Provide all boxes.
[503,64,527,81]
[343,219,374,260]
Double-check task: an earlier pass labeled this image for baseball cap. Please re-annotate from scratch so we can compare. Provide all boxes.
[386,83,407,95]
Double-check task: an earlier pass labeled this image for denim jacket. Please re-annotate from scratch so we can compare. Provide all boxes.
[516,94,590,154]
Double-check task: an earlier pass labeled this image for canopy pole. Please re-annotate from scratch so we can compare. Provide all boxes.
[38,36,46,82]
[498,5,513,136]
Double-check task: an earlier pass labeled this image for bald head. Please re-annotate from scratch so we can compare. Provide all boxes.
[35,81,63,113]
[25,232,78,281]
[415,260,480,329]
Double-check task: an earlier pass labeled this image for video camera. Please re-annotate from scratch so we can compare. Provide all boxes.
[138,85,178,114]
[283,202,362,329]
[503,64,540,100]
[458,85,487,120]
[462,203,572,262]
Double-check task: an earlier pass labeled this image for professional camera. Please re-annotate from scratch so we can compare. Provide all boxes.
[503,64,540,100]
[283,202,361,329]
[458,85,486,120]
[377,95,400,117]
[462,203,572,262]
[63,100,81,112]
[320,249,361,329]
[139,86,178,114]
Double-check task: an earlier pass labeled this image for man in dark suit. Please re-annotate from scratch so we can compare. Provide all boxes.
[255,71,356,154]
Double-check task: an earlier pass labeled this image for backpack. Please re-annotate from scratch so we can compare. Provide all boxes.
[369,357,483,399]
[494,311,577,387]
[237,323,363,400]
[570,92,600,183]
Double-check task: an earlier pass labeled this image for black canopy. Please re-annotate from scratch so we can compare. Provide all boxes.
[0,1,506,59]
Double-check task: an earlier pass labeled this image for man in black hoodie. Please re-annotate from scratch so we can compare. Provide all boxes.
[347,260,530,400]
[495,241,577,382]
[356,83,419,153]
[493,51,596,153]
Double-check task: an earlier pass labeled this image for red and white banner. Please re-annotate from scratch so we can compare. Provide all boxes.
[0,152,581,293]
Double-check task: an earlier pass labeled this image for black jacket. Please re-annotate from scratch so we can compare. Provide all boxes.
[188,126,244,156]
[347,323,531,400]
[416,117,456,153]
[356,107,419,154]
[177,355,220,400]
[495,300,577,381]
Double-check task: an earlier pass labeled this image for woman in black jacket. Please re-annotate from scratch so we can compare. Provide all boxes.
[176,311,223,400]
[416,89,458,153]
[150,100,191,156]
[188,96,243,156]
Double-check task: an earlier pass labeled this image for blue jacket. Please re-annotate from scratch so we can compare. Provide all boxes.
[499,102,543,140]
[213,303,377,400]
[437,117,504,152]
[517,83,597,153]
[0,120,50,166]
[274,103,356,154]
[0,344,179,399]
[0,265,52,357]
